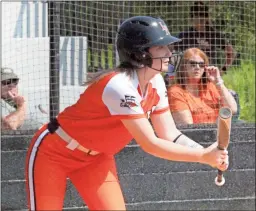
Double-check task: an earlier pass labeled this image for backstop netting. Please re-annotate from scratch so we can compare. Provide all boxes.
[1,1,255,133]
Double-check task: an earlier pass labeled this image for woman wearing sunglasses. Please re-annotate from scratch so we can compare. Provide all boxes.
[167,48,237,125]
[1,67,26,130]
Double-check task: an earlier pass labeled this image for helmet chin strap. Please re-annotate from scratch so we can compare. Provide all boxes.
[140,51,164,72]
[140,52,183,73]
[146,53,183,73]
[147,58,164,72]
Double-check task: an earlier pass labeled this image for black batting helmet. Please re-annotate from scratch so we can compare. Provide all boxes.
[116,16,182,70]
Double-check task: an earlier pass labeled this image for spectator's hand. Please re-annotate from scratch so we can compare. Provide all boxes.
[205,66,221,83]
[8,91,25,107]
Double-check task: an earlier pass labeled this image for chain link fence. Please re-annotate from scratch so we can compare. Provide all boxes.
[1,1,255,134]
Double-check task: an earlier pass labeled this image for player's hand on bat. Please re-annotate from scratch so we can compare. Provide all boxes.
[201,142,229,171]
[216,155,229,171]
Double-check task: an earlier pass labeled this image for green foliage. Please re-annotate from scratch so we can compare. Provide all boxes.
[59,1,255,69]
[212,2,256,61]
[87,45,113,72]
[222,61,255,122]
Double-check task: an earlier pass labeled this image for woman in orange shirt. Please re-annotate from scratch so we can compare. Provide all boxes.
[25,17,229,211]
[168,48,237,124]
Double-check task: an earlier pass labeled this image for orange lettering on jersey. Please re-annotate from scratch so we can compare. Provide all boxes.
[140,83,160,117]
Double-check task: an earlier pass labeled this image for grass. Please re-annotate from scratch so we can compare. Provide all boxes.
[87,45,114,71]
[222,61,255,123]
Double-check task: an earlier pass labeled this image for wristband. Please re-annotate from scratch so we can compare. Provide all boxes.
[215,78,224,86]
[173,134,183,143]
[174,135,204,149]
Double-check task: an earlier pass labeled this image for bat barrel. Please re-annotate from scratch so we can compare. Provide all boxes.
[219,107,232,119]
[215,107,232,187]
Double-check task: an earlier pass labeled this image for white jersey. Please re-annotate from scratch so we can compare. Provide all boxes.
[102,71,169,118]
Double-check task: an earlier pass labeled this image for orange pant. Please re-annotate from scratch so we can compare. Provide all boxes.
[25,125,126,210]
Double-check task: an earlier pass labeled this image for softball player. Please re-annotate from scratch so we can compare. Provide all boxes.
[25,16,229,210]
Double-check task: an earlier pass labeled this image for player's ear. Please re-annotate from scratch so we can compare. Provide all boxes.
[141,52,153,67]
[133,51,152,67]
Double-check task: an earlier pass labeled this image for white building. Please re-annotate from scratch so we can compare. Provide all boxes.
[1,1,88,129]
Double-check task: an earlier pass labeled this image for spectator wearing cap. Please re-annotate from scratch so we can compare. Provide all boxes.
[1,67,26,130]
[175,1,236,73]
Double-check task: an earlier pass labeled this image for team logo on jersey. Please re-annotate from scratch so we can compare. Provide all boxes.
[159,22,170,35]
[120,95,138,108]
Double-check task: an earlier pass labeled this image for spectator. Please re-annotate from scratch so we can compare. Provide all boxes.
[174,1,241,121]
[175,1,236,73]
[167,48,237,125]
[1,67,26,130]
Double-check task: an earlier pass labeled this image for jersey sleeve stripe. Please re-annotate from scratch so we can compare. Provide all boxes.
[151,107,169,115]
[117,114,146,119]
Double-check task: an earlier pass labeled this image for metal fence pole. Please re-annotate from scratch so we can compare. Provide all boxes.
[48,1,60,120]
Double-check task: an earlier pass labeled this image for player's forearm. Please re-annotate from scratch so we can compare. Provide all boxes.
[3,104,26,130]
[159,127,203,148]
[174,134,204,148]
[225,55,233,67]
[142,136,205,164]
[225,45,236,67]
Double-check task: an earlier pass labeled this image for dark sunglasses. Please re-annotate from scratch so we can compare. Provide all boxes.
[1,78,19,86]
[187,60,205,68]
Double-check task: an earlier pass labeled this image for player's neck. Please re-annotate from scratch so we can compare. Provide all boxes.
[136,68,155,97]
[195,25,206,32]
